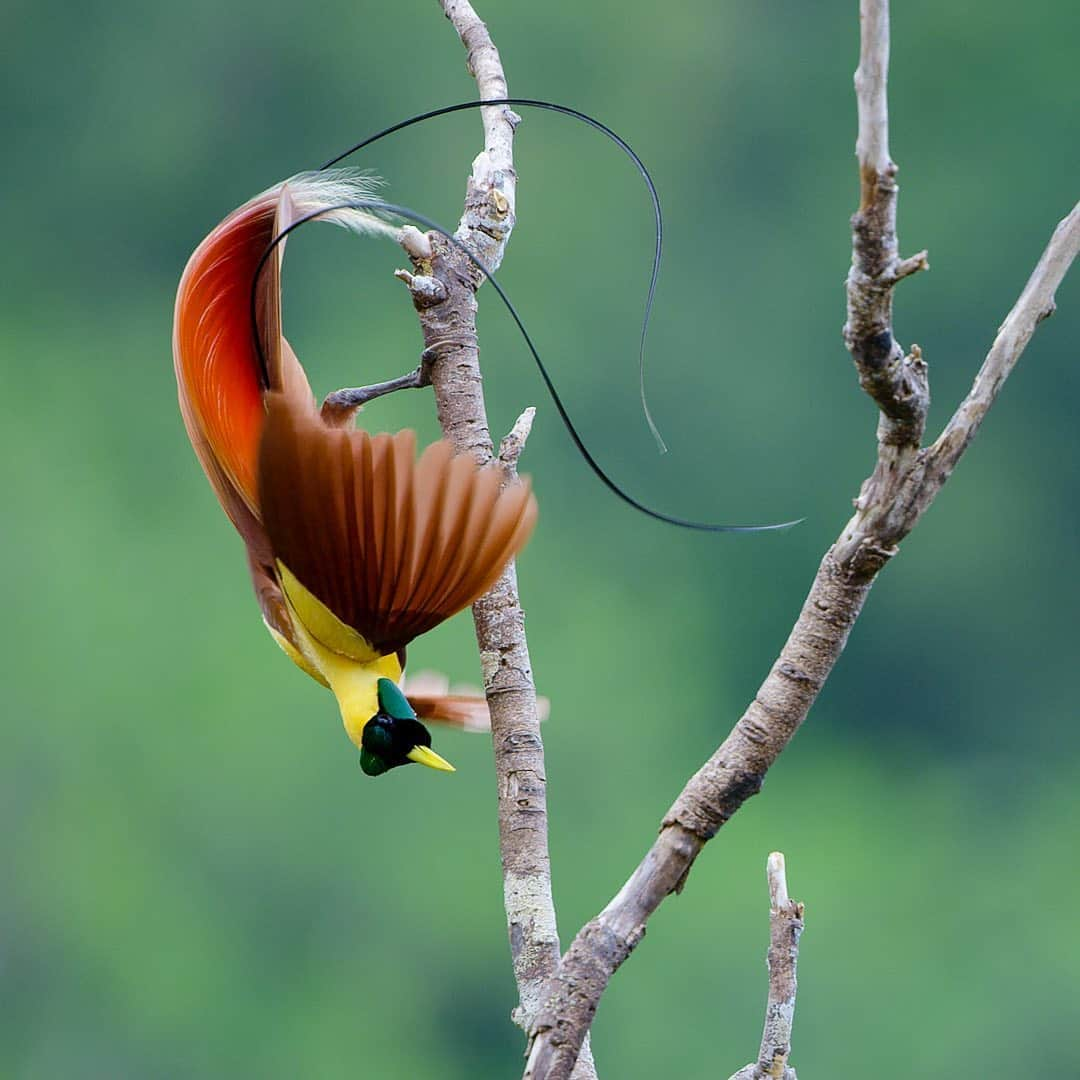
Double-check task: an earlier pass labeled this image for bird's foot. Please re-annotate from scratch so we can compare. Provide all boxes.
[320,366,430,426]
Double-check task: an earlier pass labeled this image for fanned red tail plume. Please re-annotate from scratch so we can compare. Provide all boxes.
[174,187,284,556]
[173,174,394,542]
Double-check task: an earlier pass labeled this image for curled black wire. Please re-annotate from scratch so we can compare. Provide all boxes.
[251,197,800,533]
[318,97,668,452]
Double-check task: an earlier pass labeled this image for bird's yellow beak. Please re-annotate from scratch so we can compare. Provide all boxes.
[407,745,456,773]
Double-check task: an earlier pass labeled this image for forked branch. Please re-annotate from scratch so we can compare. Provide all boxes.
[522,1,1078,1076]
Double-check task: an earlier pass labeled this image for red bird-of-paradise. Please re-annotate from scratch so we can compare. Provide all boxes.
[173,173,537,777]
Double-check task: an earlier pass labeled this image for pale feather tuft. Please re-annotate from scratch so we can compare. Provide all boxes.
[273,170,400,241]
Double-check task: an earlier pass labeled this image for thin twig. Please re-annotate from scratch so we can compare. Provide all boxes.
[522,2,1078,1075]
[501,407,537,466]
[729,853,804,1080]
[923,202,1080,497]
[397,3,596,1077]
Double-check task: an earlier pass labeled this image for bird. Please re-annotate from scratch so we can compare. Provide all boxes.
[173,172,538,777]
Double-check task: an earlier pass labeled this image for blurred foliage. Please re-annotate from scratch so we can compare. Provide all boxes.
[3,0,1079,1076]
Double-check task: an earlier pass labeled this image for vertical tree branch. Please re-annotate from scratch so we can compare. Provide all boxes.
[398,3,597,1075]
[843,0,929,503]
[522,2,1078,1075]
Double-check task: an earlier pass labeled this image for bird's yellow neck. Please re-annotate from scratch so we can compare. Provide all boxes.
[276,562,402,746]
[314,647,403,746]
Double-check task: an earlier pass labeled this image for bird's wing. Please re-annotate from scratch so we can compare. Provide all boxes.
[409,693,492,731]
[408,691,550,731]
[256,391,538,659]
[402,670,549,731]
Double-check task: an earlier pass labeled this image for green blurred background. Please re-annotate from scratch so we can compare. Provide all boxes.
[3,0,1078,1076]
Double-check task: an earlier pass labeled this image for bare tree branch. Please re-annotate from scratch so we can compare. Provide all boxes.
[522,2,1079,1075]
[729,853,804,1080]
[395,2,597,1076]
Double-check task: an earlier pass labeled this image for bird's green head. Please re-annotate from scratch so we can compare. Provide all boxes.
[359,678,456,778]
